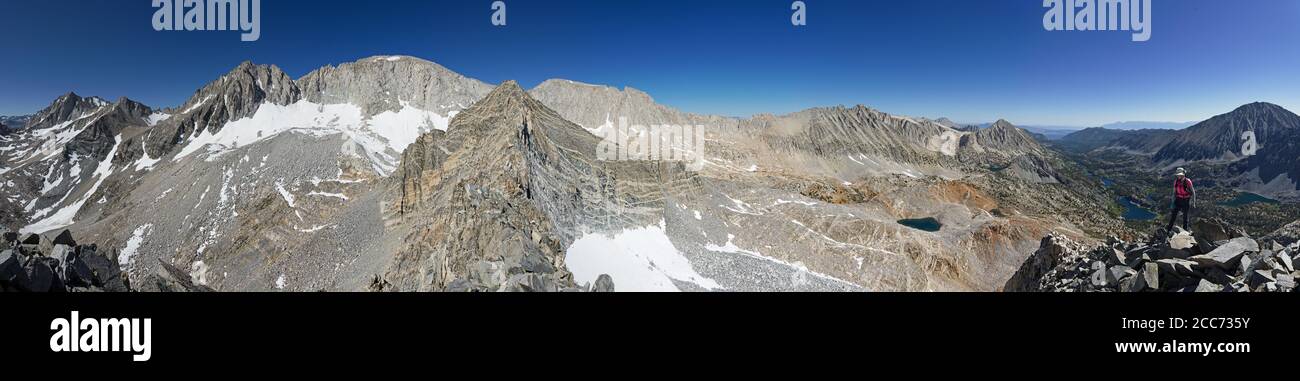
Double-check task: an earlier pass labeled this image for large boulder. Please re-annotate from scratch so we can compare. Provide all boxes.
[137,259,215,292]
[1142,262,1161,290]
[0,249,27,289]
[1191,218,1247,244]
[1195,279,1224,293]
[21,257,65,292]
[1003,235,1078,292]
[1262,219,1300,247]
[52,230,77,246]
[593,274,615,292]
[1156,258,1198,276]
[1190,237,1259,269]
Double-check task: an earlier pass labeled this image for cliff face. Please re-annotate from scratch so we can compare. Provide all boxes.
[387,81,696,291]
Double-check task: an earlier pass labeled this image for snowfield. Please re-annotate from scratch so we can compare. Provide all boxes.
[174,100,459,176]
[565,221,722,292]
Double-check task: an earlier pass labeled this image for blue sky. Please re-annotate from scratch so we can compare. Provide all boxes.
[1,0,1297,126]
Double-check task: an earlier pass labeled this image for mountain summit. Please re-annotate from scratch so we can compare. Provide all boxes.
[1155,102,1300,164]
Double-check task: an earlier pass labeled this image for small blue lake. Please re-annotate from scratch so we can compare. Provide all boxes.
[898,217,942,232]
[1118,197,1156,221]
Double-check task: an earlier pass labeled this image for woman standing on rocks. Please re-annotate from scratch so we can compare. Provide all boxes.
[1166,168,1196,233]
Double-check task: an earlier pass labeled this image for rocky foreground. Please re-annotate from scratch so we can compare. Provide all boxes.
[1,230,133,292]
[2,229,616,292]
[1005,219,1299,293]
[0,229,224,292]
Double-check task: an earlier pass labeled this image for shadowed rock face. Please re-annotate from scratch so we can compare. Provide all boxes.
[144,62,301,157]
[1153,103,1300,198]
[1155,102,1300,164]
[388,81,691,291]
[0,93,153,231]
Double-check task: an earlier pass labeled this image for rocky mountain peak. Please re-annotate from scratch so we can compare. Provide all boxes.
[386,78,625,291]
[973,119,1038,149]
[1233,101,1288,114]
[141,61,302,157]
[479,80,529,105]
[24,92,111,131]
[110,97,152,119]
[1154,102,1300,166]
[296,55,491,116]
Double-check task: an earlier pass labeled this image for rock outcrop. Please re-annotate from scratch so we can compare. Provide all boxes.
[1,229,128,292]
[1005,225,1299,293]
[386,81,634,292]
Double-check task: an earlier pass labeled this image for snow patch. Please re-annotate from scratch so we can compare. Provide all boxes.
[565,221,722,292]
[307,191,348,200]
[21,135,122,234]
[367,101,455,152]
[181,95,213,114]
[706,233,858,287]
[775,198,818,206]
[119,224,153,268]
[189,261,209,285]
[275,179,296,208]
[173,99,457,176]
[145,112,172,127]
[134,139,161,171]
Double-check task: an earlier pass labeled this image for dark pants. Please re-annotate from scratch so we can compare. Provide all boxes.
[1167,198,1191,231]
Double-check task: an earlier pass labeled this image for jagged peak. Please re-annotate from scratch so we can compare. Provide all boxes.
[221,60,288,80]
[111,96,151,114]
[56,91,82,102]
[1232,101,1285,113]
[989,119,1017,129]
[484,80,528,101]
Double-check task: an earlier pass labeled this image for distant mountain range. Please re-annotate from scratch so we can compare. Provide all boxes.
[10,56,1287,293]
[1057,102,1300,200]
[1098,121,1196,130]
[952,120,1194,141]
[1,55,1123,292]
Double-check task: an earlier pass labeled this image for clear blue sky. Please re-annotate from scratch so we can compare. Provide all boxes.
[1,0,1297,126]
